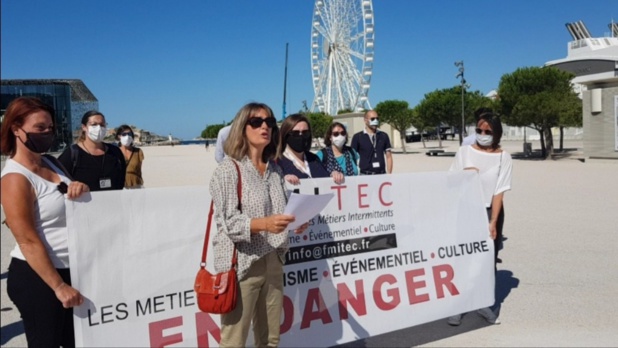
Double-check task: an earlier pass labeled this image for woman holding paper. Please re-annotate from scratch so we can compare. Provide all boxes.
[1,97,89,347]
[209,102,308,347]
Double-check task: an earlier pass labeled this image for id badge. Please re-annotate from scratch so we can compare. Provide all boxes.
[99,178,112,189]
[372,162,380,168]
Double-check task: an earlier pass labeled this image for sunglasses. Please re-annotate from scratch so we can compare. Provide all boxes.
[289,130,311,137]
[475,128,493,136]
[57,182,68,194]
[370,117,379,121]
[246,117,277,129]
[120,132,133,137]
[332,130,347,137]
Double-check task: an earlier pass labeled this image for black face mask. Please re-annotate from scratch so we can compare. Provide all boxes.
[286,133,312,153]
[19,129,55,153]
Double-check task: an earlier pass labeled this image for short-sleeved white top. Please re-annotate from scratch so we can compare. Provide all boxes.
[450,145,513,207]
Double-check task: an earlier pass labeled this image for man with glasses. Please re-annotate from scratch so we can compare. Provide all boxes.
[351,110,393,175]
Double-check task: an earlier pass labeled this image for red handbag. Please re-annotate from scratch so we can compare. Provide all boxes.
[194,161,241,314]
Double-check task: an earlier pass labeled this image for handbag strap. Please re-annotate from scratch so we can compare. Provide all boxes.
[200,160,242,268]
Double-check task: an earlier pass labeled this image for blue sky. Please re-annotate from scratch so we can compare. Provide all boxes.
[2,0,615,139]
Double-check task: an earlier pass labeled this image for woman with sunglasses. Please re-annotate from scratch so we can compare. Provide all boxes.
[115,124,144,188]
[316,122,360,176]
[210,102,308,347]
[1,97,89,347]
[447,112,513,327]
[277,114,344,185]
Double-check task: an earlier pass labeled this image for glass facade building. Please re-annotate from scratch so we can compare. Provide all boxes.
[1,79,98,152]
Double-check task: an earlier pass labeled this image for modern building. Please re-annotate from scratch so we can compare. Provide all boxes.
[1,79,99,151]
[546,21,618,160]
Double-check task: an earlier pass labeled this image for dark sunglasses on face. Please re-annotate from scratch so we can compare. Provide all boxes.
[246,117,277,129]
[57,182,68,194]
[370,117,379,121]
[289,130,311,137]
[332,130,347,137]
[120,132,133,136]
[475,128,493,136]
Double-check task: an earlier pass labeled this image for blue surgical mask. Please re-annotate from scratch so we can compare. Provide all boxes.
[369,119,379,127]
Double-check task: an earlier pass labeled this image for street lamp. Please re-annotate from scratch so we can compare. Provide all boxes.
[454,61,467,145]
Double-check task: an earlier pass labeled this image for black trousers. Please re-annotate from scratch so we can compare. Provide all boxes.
[7,258,75,348]
[486,205,505,266]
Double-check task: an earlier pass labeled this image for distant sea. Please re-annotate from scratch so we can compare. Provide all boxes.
[179,139,211,145]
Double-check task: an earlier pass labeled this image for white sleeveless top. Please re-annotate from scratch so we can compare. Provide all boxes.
[1,157,71,268]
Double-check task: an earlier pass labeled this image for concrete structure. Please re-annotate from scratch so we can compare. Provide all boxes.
[1,79,98,151]
[546,21,618,160]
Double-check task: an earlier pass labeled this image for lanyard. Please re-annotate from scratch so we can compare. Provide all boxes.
[368,132,378,158]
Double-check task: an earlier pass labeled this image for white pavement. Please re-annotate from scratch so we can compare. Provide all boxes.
[2,139,617,347]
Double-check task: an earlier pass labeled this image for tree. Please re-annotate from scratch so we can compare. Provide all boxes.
[409,106,430,148]
[498,66,579,158]
[337,108,354,115]
[305,112,333,146]
[201,124,226,139]
[415,87,491,148]
[556,93,582,151]
[375,100,413,153]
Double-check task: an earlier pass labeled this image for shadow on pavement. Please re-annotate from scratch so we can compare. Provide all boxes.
[332,316,493,347]
[1,320,24,346]
[494,269,519,316]
[332,270,520,347]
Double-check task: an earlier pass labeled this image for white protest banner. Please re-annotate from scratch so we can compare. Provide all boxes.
[67,171,494,347]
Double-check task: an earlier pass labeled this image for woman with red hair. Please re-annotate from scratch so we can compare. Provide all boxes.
[1,97,89,347]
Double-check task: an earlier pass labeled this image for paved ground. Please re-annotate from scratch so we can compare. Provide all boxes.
[2,139,617,347]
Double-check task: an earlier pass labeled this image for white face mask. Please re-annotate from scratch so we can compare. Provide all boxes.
[369,119,379,127]
[87,125,106,143]
[120,135,133,147]
[476,134,493,147]
[332,135,346,148]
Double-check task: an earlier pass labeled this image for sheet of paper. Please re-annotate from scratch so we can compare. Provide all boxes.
[284,192,334,230]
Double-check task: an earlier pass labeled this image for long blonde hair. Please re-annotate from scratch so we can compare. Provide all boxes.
[224,102,279,163]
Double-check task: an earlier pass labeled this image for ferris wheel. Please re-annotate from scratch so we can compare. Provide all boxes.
[310,0,375,116]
